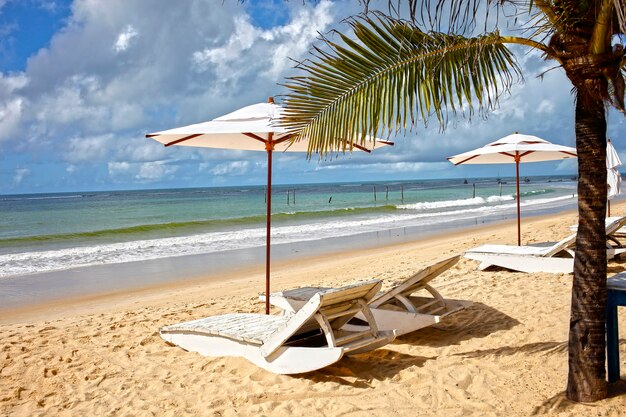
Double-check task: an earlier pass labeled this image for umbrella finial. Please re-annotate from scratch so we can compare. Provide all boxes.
[268,97,274,104]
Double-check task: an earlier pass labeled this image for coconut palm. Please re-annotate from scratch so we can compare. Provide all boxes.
[280,1,626,403]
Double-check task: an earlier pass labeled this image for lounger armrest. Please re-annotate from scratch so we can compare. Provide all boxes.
[260,293,323,358]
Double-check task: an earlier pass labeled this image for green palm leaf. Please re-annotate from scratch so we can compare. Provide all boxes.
[280,15,521,156]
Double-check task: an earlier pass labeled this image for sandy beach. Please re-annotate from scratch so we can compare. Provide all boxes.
[2,204,626,416]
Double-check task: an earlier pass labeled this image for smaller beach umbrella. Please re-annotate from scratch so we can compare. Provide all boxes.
[607,138,622,216]
[447,132,577,245]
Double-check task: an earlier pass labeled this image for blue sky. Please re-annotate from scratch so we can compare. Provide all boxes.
[0,0,624,194]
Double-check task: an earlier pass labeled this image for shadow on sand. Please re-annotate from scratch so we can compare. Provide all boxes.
[301,302,518,386]
[531,379,626,415]
[303,349,431,387]
[453,340,568,360]
[395,301,521,348]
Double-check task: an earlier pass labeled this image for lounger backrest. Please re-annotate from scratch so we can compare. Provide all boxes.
[606,216,626,235]
[260,280,382,358]
[544,217,625,257]
[369,256,459,308]
[544,233,577,257]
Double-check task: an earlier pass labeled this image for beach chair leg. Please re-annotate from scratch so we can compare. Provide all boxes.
[608,236,623,249]
[606,304,620,383]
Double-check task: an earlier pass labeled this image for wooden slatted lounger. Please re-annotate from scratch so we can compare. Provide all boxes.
[464,216,626,274]
[160,280,395,374]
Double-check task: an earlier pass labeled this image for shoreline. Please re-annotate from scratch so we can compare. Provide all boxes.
[0,203,587,324]
[0,193,586,316]
[0,180,581,279]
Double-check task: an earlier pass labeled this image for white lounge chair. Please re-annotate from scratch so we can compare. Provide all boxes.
[465,217,626,273]
[569,216,626,248]
[160,280,395,375]
[261,256,472,336]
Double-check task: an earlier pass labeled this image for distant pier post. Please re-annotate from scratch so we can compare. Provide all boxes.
[373,186,377,202]
[287,190,290,205]
[499,182,502,197]
[401,185,404,202]
[385,186,389,201]
[472,183,476,198]
[292,189,295,204]
[264,188,267,204]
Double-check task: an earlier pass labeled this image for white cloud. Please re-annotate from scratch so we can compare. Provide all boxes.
[118,136,169,162]
[13,168,30,185]
[0,73,28,143]
[536,99,555,115]
[136,161,177,180]
[0,96,24,142]
[66,134,114,163]
[37,1,58,12]
[191,0,335,84]
[315,161,448,173]
[0,72,28,96]
[192,16,261,72]
[555,159,578,172]
[114,25,138,52]
[210,160,250,176]
[265,0,334,78]
[107,161,131,177]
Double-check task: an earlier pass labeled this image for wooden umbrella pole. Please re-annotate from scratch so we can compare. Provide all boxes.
[515,155,521,246]
[265,139,273,315]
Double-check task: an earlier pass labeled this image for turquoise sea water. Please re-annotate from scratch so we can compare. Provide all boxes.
[0,176,579,278]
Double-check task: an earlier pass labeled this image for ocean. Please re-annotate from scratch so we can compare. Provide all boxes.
[0,176,579,281]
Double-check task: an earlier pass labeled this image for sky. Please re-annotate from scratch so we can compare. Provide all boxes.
[0,0,624,194]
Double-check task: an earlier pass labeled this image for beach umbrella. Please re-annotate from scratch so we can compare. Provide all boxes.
[146,97,393,314]
[447,132,577,245]
[607,139,622,216]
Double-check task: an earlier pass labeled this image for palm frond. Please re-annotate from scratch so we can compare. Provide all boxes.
[367,0,503,33]
[280,15,522,156]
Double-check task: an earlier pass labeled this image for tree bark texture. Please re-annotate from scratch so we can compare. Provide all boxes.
[566,84,608,402]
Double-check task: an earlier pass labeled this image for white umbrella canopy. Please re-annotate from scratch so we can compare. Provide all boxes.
[607,139,622,215]
[447,132,577,245]
[607,139,622,199]
[147,100,390,153]
[146,97,393,314]
[447,133,578,165]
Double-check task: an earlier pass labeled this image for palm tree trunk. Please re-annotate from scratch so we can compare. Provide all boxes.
[566,87,608,402]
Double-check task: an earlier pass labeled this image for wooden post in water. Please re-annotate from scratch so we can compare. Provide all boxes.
[287,190,290,205]
[401,185,404,202]
[385,186,389,201]
[292,189,295,205]
[500,182,502,197]
[373,186,377,201]
[472,183,476,198]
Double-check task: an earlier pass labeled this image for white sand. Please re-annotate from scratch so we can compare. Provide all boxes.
[1,205,626,416]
